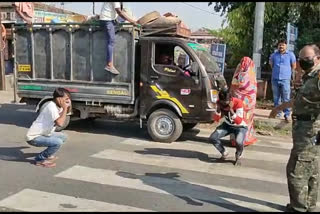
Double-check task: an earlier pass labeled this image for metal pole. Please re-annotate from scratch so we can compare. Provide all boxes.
[252,2,265,79]
[0,13,6,90]
[93,2,95,15]
[13,24,17,103]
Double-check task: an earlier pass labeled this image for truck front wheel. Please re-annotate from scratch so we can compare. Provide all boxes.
[147,108,183,143]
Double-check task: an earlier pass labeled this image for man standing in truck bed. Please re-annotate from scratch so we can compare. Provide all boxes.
[100,2,137,75]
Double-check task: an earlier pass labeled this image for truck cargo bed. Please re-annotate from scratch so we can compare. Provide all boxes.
[14,23,139,104]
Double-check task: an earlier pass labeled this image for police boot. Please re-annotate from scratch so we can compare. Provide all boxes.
[286,204,301,212]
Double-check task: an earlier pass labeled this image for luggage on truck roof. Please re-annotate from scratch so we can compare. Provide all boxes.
[138,11,191,38]
[141,22,191,38]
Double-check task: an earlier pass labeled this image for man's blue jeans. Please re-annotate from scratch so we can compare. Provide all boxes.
[271,79,291,117]
[100,20,115,64]
[209,122,248,157]
[27,132,67,161]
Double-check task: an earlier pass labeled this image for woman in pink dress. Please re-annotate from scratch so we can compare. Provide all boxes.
[230,57,257,146]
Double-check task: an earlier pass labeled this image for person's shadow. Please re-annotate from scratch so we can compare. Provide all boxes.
[0,146,37,164]
[135,148,235,164]
[116,171,286,212]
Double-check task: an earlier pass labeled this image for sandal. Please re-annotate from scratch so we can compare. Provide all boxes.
[35,160,56,168]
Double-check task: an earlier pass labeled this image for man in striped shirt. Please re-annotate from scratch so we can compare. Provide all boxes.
[209,88,248,166]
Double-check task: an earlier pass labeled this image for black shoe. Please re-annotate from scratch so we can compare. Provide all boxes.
[286,204,299,212]
[284,115,290,123]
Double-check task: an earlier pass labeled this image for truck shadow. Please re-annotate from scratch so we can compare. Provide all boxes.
[0,146,37,164]
[0,103,233,145]
[67,119,230,145]
[0,103,36,128]
[116,171,285,212]
[67,118,151,141]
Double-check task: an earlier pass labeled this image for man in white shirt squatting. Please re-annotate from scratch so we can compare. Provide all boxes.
[26,88,71,168]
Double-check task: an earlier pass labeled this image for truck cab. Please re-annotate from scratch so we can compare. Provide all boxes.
[137,36,226,142]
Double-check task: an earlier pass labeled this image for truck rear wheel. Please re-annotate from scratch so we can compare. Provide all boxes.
[55,115,70,132]
[147,108,183,143]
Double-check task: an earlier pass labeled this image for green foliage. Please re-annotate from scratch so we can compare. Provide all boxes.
[208,2,320,70]
[295,3,320,51]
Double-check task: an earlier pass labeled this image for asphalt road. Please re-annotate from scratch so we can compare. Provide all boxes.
[0,102,314,212]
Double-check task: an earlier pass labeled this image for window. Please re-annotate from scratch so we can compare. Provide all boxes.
[153,43,198,79]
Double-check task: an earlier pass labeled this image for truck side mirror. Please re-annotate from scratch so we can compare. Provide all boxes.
[191,62,199,76]
[191,62,200,84]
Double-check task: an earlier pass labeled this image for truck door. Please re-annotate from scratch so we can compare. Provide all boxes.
[147,42,203,119]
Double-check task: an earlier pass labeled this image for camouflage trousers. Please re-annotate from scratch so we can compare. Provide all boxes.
[286,150,319,212]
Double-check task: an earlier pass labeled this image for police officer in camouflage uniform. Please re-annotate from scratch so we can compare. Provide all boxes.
[269,44,320,212]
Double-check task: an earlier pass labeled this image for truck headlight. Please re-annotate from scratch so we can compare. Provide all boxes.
[210,89,218,103]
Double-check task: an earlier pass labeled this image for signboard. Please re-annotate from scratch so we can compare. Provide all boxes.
[34,11,86,23]
[286,23,298,52]
[211,43,226,73]
[34,11,69,23]
[18,64,31,72]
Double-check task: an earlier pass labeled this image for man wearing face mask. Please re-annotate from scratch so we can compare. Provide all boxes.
[269,39,297,122]
[269,44,320,212]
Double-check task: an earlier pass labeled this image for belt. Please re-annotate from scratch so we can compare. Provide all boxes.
[292,114,316,121]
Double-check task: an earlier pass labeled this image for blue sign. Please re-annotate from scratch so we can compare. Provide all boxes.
[211,43,226,73]
[286,23,298,52]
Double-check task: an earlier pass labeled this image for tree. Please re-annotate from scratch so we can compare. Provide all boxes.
[208,2,320,70]
[295,3,320,50]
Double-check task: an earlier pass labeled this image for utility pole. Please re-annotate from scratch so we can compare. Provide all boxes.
[93,2,95,15]
[252,2,265,79]
[0,14,6,90]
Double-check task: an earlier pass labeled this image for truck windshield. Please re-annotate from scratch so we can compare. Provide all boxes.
[187,42,220,74]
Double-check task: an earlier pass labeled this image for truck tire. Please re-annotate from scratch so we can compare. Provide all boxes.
[137,11,161,25]
[183,123,198,131]
[55,115,70,132]
[147,108,183,143]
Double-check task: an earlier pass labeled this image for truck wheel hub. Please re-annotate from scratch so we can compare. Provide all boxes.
[156,116,174,136]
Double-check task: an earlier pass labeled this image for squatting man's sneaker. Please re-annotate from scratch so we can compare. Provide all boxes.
[234,154,242,166]
[220,151,229,160]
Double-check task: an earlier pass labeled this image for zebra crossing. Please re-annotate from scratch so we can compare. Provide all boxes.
[0,131,304,212]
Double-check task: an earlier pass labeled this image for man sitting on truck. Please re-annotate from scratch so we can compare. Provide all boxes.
[100,2,138,75]
[209,88,248,166]
[157,52,191,77]
[26,88,71,168]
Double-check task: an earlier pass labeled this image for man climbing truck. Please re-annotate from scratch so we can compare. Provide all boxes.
[13,22,226,143]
